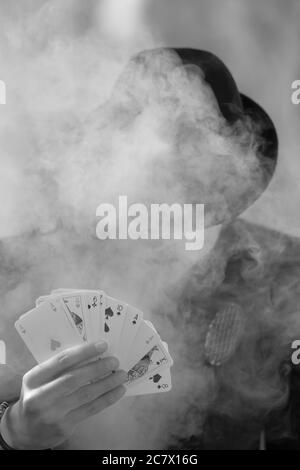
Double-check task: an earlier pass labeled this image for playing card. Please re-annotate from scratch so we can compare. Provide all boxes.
[124,320,162,371]
[116,305,143,368]
[36,292,88,342]
[15,300,82,363]
[51,288,81,294]
[144,320,160,334]
[125,340,173,388]
[125,367,172,396]
[81,290,106,343]
[103,296,127,355]
[35,295,50,306]
[126,342,173,395]
[37,290,107,344]
[25,288,174,397]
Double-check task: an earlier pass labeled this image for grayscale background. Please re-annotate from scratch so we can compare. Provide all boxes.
[0,0,299,450]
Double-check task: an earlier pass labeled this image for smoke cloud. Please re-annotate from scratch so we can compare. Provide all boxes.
[0,0,299,450]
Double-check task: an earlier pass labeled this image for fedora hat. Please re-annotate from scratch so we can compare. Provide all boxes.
[115,47,278,226]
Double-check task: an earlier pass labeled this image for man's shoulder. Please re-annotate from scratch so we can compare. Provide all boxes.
[214,218,300,306]
[221,218,300,265]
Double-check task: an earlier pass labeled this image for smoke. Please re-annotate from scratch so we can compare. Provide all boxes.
[152,0,300,237]
[99,0,150,39]
[0,0,299,450]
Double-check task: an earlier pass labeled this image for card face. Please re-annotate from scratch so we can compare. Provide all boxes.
[36,291,106,344]
[81,290,105,343]
[36,292,88,342]
[144,320,159,334]
[103,296,127,355]
[125,340,173,388]
[57,293,88,342]
[125,367,172,396]
[116,305,143,368]
[25,288,173,396]
[124,320,161,371]
[15,300,82,363]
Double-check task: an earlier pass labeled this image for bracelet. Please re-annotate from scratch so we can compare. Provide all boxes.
[0,402,15,450]
[0,402,53,451]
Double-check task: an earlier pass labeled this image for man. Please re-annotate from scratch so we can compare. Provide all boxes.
[0,47,299,450]
[146,49,299,450]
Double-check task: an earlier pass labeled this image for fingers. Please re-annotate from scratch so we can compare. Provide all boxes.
[67,385,126,425]
[65,370,128,411]
[38,356,121,398]
[68,356,120,388]
[62,357,119,394]
[27,341,108,386]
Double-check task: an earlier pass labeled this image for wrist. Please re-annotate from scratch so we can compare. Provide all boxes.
[1,404,55,450]
[1,404,32,450]
[0,402,13,450]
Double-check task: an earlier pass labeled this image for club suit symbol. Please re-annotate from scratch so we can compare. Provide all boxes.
[88,296,98,309]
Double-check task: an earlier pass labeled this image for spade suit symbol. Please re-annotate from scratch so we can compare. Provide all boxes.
[50,339,61,351]
[105,307,114,320]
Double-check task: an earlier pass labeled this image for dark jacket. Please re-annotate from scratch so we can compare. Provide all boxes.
[170,218,300,450]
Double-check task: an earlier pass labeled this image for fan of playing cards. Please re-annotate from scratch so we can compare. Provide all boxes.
[15,289,173,397]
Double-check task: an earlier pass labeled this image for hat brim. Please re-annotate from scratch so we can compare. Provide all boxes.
[207,94,279,226]
[173,48,278,216]
[236,94,278,213]
[116,48,279,225]
[241,94,278,169]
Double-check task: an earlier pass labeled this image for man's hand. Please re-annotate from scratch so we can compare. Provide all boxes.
[0,341,127,449]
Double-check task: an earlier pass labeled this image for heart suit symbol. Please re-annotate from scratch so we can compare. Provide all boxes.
[50,339,61,351]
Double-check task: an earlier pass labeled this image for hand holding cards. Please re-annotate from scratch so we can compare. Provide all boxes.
[15,289,173,397]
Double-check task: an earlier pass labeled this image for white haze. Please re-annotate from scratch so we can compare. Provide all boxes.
[0,0,298,450]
